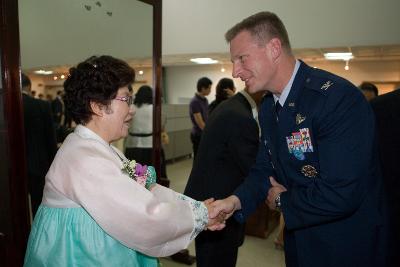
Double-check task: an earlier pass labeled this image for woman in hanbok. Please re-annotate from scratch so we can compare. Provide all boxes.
[24,55,224,267]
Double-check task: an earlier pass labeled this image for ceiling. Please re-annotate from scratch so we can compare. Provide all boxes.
[27,43,400,78]
[162,44,400,66]
[22,0,400,77]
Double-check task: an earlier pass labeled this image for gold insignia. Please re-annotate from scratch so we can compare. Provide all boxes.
[321,80,333,90]
[301,165,318,178]
[296,113,306,125]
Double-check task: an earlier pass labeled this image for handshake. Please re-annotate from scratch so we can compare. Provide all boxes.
[202,177,287,231]
[203,195,242,231]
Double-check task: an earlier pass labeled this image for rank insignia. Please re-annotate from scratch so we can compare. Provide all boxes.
[286,128,314,159]
[301,165,318,178]
[296,113,306,125]
[288,102,295,107]
[321,80,333,90]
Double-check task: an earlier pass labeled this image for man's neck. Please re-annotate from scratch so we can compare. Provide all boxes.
[272,56,296,97]
[196,92,206,98]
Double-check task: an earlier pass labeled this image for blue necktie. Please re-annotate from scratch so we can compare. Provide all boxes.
[275,101,282,119]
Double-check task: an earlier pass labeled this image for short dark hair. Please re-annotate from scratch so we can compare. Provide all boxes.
[64,55,135,124]
[134,85,153,107]
[21,73,31,89]
[215,78,234,102]
[225,11,291,53]
[359,82,378,97]
[196,77,212,92]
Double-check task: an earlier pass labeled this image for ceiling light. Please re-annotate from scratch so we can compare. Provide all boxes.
[324,52,354,61]
[190,58,218,64]
[138,70,144,75]
[221,67,226,73]
[34,69,53,75]
[344,60,350,71]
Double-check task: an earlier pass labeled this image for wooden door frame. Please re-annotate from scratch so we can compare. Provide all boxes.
[0,0,31,265]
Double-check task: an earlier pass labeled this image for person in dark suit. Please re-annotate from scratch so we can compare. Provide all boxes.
[211,11,387,267]
[185,89,263,267]
[52,90,64,126]
[208,78,236,115]
[52,90,71,143]
[370,89,400,267]
[359,81,379,101]
[21,73,58,217]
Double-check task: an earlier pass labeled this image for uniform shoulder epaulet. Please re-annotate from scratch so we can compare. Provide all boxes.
[304,67,359,99]
[304,68,345,96]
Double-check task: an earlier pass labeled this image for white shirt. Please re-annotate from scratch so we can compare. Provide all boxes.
[125,103,153,148]
[273,59,301,106]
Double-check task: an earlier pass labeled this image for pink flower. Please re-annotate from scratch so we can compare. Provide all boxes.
[136,175,147,187]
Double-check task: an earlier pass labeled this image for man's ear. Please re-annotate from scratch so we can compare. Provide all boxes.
[268,38,282,62]
[90,101,104,117]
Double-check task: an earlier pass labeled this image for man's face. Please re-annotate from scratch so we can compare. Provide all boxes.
[230,31,277,94]
[201,85,212,96]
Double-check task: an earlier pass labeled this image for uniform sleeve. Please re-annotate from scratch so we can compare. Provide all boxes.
[233,102,275,223]
[48,141,207,257]
[281,88,377,230]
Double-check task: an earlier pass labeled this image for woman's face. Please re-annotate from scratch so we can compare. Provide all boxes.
[103,86,135,143]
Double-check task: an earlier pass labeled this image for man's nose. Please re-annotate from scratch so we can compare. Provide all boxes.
[232,62,242,78]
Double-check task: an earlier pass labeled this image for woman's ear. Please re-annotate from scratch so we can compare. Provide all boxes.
[90,101,104,117]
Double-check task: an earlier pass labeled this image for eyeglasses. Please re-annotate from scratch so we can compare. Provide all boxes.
[114,95,134,106]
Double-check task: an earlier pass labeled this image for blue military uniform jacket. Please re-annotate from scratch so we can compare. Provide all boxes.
[234,61,387,267]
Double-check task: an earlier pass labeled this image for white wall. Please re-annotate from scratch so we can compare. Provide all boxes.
[164,64,244,104]
[163,0,400,55]
[164,60,400,104]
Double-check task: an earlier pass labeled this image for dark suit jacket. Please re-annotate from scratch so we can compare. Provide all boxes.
[51,96,63,125]
[184,92,259,248]
[371,89,400,267]
[23,94,57,212]
[234,61,387,267]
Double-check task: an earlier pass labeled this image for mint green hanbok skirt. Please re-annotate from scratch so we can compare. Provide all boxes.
[24,205,157,267]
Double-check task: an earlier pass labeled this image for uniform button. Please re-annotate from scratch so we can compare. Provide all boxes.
[306,78,311,83]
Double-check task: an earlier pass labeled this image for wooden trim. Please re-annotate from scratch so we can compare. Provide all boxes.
[0,0,31,265]
[139,0,167,185]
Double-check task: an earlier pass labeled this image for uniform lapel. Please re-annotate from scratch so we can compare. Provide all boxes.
[259,62,313,188]
[278,61,310,137]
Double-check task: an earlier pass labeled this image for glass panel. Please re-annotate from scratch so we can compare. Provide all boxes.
[19,0,152,71]
[17,0,154,204]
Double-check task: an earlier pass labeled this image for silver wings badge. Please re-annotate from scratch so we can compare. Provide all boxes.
[296,113,306,125]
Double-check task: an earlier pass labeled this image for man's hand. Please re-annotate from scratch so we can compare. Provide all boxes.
[266,176,287,210]
[209,195,241,225]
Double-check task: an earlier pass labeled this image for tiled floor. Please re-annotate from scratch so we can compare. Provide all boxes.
[159,157,286,267]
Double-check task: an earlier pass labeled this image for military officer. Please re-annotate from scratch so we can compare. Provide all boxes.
[211,11,388,267]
